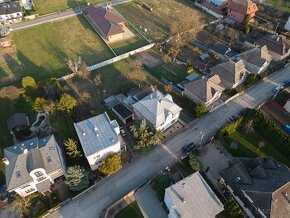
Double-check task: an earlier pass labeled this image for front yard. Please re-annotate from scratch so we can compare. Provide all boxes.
[34,0,108,15]
[115,201,143,218]
[0,16,113,86]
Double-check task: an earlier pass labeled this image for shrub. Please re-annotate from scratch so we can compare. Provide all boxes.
[98,153,122,175]
[217,117,244,138]
[194,103,207,117]
[22,76,36,89]
[188,153,202,171]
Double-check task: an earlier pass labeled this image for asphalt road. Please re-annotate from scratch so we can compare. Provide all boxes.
[47,66,290,218]
[11,0,131,30]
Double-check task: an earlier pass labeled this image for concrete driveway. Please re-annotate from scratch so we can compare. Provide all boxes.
[135,184,167,218]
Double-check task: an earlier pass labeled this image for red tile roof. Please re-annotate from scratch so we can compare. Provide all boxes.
[228,0,258,14]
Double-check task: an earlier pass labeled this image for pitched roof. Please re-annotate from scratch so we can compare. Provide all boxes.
[184,75,224,102]
[7,113,29,130]
[210,60,246,85]
[256,34,290,56]
[112,102,134,119]
[165,172,224,218]
[83,6,125,37]
[132,90,182,127]
[74,112,120,157]
[4,135,64,191]
[212,42,231,55]
[239,46,272,69]
[221,157,290,218]
[0,2,21,15]
[228,0,258,14]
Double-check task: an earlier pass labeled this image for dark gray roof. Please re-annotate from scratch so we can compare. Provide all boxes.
[212,42,231,55]
[133,86,154,101]
[112,103,134,119]
[0,2,21,15]
[221,157,290,218]
[7,113,29,130]
[4,135,64,191]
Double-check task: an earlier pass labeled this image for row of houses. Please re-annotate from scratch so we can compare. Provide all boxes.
[183,45,272,106]
[0,1,23,25]
[2,87,182,197]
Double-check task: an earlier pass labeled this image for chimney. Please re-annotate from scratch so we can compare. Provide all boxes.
[2,158,9,165]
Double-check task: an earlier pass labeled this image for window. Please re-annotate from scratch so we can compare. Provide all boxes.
[21,184,30,189]
[35,171,44,177]
[25,188,35,194]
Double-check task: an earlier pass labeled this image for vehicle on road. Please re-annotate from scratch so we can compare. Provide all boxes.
[282,79,290,87]
[227,114,239,122]
[272,85,284,93]
[181,142,196,159]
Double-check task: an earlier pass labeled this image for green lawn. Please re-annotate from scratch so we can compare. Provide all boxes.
[115,202,143,218]
[265,0,290,12]
[110,25,149,55]
[223,130,290,166]
[0,16,113,86]
[152,64,188,84]
[34,0,108,15]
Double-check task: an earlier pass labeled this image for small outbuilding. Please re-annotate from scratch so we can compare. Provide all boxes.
[7,113,29,132]
[112,103,134,124]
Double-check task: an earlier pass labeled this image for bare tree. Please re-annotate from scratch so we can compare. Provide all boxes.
[243,119,255,134]
[257,140,265,151]
[67,56,82,75]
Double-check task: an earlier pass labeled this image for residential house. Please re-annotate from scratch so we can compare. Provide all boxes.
[221,157,290,218]
[112,103,134,124]
[239,46,272,74]
[164,172,224,218]
[255,34,290,61]
[210,60,247,89]
[7,113,29,132]
[284,99,290,113]
[132,90,182,131]
[74,112,121,171]
[83,6,127,43]
[285,16,290,32]
[3,135,66,197]
[211,41,231,58]
[227,0,258,23]
[184,75,225,106]
[0,1,22,24]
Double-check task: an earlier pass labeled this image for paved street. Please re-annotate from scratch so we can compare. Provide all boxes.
[11,0,131,30]
[47,66,290,218]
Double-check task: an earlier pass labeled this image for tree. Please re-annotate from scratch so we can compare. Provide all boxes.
[194,103,207,117]
[188,153,202,171]
[244,15,251,34]
[67,56,82,75]
[257,140,265,151]
[22,76,36,89]
[243,119,254,134]
[78,62,91,80]
[64,138,82,158]
[224,198,245,218]
[98,153,122,175]
[33,97,48,112]
[164,84,173,93]
[66,165,89,192]
[58,93,77,113]
[15,195,32,217]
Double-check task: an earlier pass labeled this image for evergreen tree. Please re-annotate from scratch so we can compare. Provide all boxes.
[22,76,36,89]
[58,93,77,113]
[64,138,82,158]
[189,153,202,171]
[66,165,89,192]
[98,153,122,175]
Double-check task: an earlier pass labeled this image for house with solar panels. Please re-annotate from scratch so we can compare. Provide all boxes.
[74,112,121,171]
[3,135,66,197]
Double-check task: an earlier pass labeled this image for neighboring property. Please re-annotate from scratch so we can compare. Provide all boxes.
[239,46,272,74]
[132,90,182,131]
[7,113,29,133]
[3,135,66,197]
[83,6,133,43]
[164,172,224,218]
[133,86,155,102]
[221,157,290,218]
[74,112,121,171]
[285,16,290,32]
[227,0,258,23]
[0,1,22,25]
[184,75,225,106]
[112,102,134,124]
[255,34,290,61]
[211,41,231,57]
[284,99,290,113]
[210,60,247,89]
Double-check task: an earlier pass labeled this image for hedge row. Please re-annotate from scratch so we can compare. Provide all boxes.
[217,117,244,138]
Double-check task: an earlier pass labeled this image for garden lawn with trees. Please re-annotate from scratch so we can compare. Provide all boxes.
[217,109,290,166]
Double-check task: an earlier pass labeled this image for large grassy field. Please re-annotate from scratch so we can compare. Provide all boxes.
[265,0,290,12]
[34,0,108,15]
[0,16,113,86]
[115,0,213,41]
[223,130,290,166]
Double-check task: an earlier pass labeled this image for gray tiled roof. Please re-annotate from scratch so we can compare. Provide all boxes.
[132,90,182,127]
[256,34,290,56]
[4,135,64,191]
[0,2,21,16]
[239,46,272,69]
[221,157,290,218]
[74,112,120,157]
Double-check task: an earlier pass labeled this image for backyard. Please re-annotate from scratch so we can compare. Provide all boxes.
[34,0,108,15]
[0,16,113,86]
[265,0,290,12]
[115,201,143,218]
[115,0,213,41]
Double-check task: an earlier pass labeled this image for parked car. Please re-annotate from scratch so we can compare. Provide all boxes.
[272,85,284,93]
[120,128,126,136]
[227,114,239,122]
[181,142,196,159]
[282,79,290,87]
